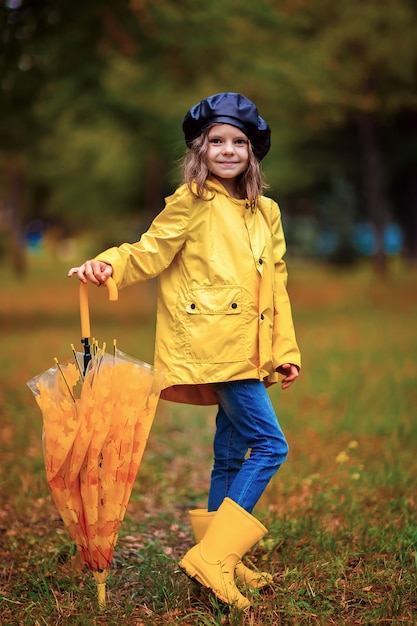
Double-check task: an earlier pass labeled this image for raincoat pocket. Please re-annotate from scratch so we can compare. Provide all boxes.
[184,286,245,363]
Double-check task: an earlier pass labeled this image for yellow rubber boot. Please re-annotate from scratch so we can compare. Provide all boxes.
[179,497,267,609]
[189,508,273,589]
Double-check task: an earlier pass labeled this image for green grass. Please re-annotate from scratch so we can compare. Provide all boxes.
[0,250,416,624]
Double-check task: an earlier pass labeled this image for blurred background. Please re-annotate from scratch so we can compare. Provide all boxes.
[1,6,417,621]
[1,0,416,274]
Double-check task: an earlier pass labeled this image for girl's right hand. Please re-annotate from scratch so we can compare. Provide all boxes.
[67,260,113,286]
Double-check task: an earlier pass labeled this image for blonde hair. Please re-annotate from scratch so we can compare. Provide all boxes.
[181,125,268,206]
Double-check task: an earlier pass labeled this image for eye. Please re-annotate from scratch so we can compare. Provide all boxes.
[209,137,222,144]
[235,138,248,145]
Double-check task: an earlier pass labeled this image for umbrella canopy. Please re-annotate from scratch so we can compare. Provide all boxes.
[27,279,164,608]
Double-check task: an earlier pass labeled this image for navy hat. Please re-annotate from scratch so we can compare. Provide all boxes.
[183,92,271,161]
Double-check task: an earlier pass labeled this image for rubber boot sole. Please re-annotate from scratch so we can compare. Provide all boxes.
[179,553,250,609]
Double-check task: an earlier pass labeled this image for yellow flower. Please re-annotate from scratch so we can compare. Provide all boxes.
[348,440,359,449]
[302,473,320,486]
[336,451,349,464]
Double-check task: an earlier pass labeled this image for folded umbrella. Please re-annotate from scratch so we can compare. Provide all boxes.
[27,279,164,608]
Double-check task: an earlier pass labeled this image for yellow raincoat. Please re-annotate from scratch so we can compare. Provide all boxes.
[95,179,300,405]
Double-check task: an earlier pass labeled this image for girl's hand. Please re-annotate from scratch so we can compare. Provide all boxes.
[67,260,113,286]
[276,363,299,389]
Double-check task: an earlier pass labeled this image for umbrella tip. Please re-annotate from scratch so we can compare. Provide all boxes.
[97,582,106,609]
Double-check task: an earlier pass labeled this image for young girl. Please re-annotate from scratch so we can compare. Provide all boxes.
[68,92,300,610]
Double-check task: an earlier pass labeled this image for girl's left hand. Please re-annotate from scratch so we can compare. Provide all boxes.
[276,363,299,389]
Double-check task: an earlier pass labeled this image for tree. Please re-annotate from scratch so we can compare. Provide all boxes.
[249,0,417,272]
[1,0,416,272]
[0,0,142,264]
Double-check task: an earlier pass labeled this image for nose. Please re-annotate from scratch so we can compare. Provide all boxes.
[221,140,235,154]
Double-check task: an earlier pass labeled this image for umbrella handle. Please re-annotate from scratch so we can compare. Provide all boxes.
[80,277,118,338]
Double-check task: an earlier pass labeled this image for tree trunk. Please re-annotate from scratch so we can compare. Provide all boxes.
[143,150,166,222]
[6,159,27,275]
[356,110,388,277]
[393,112,417,266]
[403,168,417,265]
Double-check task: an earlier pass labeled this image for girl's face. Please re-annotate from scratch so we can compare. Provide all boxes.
[206,124,249,191]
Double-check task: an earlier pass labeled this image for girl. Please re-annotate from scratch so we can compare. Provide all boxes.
[68,92,301,610]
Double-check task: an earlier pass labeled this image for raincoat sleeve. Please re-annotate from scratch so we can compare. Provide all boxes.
[270,201,301,370]
[94,186,191,289]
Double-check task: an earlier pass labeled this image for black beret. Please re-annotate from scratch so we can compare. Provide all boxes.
[182,92,271,161]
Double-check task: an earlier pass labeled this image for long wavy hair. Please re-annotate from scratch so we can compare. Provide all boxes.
[180,125,268,207]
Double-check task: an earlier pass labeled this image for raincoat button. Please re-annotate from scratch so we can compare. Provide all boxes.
[258,258,263,264]
[191,303,196,309]
[231,302,237,309]
[260,313,264,320]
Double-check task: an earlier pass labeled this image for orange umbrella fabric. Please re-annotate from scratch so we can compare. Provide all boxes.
[27,279,164,607]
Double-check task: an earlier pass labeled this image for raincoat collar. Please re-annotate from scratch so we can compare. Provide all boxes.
[202,178,257,213]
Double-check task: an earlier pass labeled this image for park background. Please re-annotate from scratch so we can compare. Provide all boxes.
[1,1,416,624]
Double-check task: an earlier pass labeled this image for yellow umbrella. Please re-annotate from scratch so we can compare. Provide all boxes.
[27,279,164,608]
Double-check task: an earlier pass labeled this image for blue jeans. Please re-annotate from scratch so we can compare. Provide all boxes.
[208,379,289,514]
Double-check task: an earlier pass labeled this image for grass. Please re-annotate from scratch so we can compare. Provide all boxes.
[0,247,416,624]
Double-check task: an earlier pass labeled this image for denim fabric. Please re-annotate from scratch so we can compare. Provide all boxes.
[208,379,289,514]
